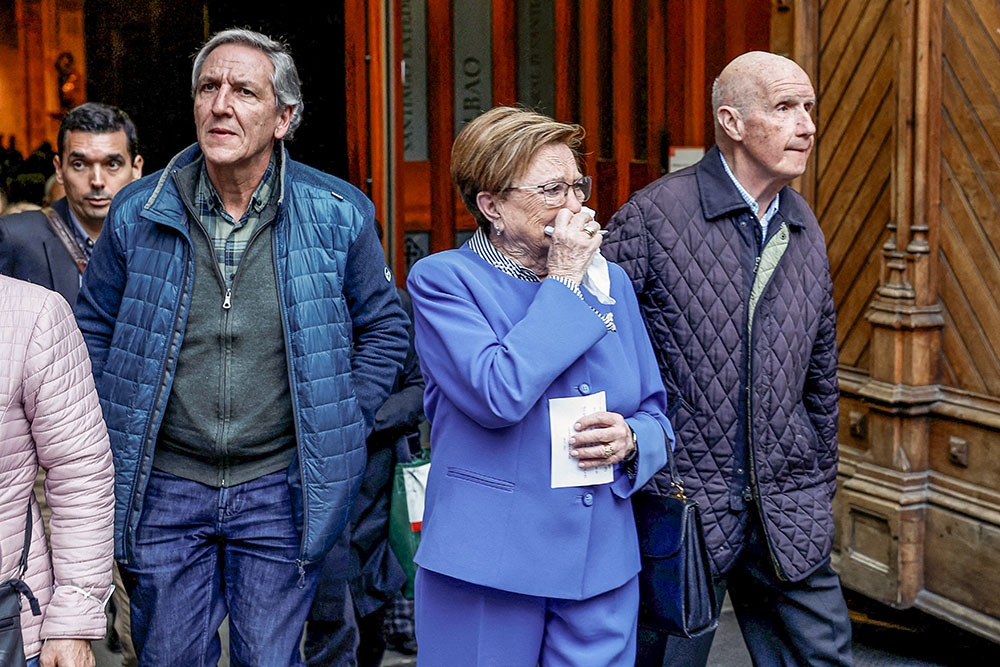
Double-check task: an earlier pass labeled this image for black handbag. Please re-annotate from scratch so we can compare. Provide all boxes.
[633,443,718,638]
[0,504,42,667]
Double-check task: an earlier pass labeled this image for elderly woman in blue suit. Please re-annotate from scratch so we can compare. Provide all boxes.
[406,106,673,666]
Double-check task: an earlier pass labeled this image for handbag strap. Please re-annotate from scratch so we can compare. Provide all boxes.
[16,502,32,580]
[41,207,88,274]
[664,429,687,500]
[0,503,42,618]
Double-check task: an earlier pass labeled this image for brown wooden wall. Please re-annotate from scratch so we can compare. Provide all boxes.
[795,0,1000,640]
[938,0,1000,396]
[345,0,771,279]
[816,0,895,375]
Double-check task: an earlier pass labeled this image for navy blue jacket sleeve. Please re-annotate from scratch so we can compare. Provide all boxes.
[0,218,11,276]
[75,204,128,381]
[343,220,410,430]
[604,199,682,417]
[803,252,840,502]
[372,289,425,438]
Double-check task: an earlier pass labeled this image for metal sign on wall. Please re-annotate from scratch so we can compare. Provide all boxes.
[453,1,492,135]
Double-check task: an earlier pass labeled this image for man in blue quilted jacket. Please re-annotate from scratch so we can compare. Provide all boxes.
[604,51,853,666]
[76,28,409,666]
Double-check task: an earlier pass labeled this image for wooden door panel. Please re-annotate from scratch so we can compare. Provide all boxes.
[359,0,772,275]
[939,0,1000,394]
[816,0,896,371]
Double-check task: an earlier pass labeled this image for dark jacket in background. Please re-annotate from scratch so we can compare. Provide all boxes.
[306,288,425,667]
[0,198,81,303]
[603,146,840,582]
[310,288,424,620]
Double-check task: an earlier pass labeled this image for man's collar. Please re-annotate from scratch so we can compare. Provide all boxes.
[196,146,281,220]
[718,152,780,226]
[696,146,805,229]
[59,199,96,251]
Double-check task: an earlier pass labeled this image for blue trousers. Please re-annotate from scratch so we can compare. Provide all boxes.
[415,567,639,666]
[637,512,853,667]
[122,469,319,667]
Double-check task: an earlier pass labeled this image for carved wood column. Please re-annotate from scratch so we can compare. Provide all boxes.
[849,0,944,607]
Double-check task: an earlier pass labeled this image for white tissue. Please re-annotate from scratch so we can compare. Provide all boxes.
[581,207,616,305]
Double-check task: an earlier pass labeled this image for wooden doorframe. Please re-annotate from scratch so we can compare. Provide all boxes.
[345,0,400,277]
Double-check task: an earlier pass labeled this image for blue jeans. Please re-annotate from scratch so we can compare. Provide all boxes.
[122,469,319,666]
[26,656,39,667]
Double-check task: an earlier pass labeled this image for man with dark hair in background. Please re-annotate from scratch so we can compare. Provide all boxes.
[0,103,143,304]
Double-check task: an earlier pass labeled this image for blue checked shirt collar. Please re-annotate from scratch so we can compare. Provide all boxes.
[719,151,780,237]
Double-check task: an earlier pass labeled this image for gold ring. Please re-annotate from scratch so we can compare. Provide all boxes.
[583,225,597,238]
[603,444,614,459]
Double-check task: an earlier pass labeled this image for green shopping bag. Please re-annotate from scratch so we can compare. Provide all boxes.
[388,449,430,599]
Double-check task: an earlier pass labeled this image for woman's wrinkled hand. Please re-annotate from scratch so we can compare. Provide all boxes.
[545,208,602,284]
[568,411,636,468]
[40,639,95,667]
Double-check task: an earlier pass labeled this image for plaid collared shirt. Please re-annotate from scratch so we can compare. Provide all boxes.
[194,150,278,287]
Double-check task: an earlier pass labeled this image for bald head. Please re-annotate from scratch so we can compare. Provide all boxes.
[712,51,809,120]
[711,51,816,205]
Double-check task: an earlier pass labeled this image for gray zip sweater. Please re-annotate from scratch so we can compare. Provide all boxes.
[153,161,295,487]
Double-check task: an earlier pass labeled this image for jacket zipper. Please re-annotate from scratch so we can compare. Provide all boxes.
[124,227,195,565]
[269,217,311,579]
[745,225,788,582]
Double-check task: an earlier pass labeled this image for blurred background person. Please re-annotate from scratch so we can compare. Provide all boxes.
[42,174,66,207]
[406,106,671,666]
[0,275,114,667]
[0,103,142,305]
[304,222,425,667]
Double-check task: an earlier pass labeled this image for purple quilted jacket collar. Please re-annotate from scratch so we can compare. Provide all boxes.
[696,146,808,231]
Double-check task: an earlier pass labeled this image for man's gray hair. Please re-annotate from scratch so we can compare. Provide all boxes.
[191,28,304,137]
[711,76,754,118]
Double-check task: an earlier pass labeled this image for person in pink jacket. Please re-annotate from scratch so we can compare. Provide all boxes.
[0,275,114,667]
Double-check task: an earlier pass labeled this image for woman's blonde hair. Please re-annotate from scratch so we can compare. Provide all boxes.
[450,106,585,232]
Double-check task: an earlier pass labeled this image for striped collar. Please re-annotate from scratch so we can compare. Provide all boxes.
[467,229,616,332]
[468,228,541,282]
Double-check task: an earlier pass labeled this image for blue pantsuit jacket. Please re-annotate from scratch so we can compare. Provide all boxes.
[407,244,673,601]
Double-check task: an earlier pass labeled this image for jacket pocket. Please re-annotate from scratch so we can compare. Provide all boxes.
[446,467,515,492]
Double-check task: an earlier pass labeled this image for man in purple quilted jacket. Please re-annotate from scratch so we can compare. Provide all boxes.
[604,51,853,666]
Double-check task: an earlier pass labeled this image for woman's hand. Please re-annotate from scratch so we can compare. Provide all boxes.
[568,411,636,468]
[545,208,603,284]
[40,639,95,667]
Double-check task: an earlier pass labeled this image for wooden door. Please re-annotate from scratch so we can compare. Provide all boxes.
[347,0,772,279]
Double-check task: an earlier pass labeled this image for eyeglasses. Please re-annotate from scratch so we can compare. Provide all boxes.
[504,176,592,208]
